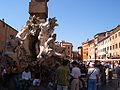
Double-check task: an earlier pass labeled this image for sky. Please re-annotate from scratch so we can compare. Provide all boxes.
[0,0,120,50]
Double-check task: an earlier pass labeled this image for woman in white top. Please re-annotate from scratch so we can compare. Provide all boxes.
[87,62,99,90]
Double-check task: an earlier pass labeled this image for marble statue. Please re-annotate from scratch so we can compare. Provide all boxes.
[5,15,65,71]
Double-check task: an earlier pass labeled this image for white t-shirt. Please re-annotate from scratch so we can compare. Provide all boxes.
[33,79,40,86]
[22,71,31,80]
[88,68,99,79]
[71,67,81,78]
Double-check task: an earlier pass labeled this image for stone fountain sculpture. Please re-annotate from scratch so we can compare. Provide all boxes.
[5,0,65,72]
[5,15,65,72]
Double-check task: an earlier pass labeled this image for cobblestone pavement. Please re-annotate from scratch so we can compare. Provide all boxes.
[0,74,120,90]
[98,74,119,90]
[98,80,118,90]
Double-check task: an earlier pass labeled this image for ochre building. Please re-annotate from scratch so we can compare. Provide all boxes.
[0,19,18,52]
[60,41,73,59]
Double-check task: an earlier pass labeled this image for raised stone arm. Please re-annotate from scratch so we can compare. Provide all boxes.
[49,17,58,30]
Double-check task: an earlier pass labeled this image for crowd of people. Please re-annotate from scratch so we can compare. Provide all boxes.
[0,52,120,90]
[50,60,120,90]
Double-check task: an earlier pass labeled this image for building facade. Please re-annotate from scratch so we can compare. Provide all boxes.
[60,41,73,59]
[81,25,120,61]
[97,36,110,59]
[82,41,89,60]
[78,46,83,60]
[96,25,120,59]
[88,39,95,59]
[0,19,18,52]
[72,51,79,60]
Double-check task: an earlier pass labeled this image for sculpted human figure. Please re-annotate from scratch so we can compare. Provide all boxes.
[16,15,41,58]
[38,17,58,45]
[37,33,56,58]
[16,24,32,55]
[37,32,64,59]
[37,17,58,59]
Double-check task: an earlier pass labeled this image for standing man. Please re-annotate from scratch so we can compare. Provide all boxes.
[22,67,32,89]
[56,60,70,90]
[115,63,120,87]
[70,61,81,90]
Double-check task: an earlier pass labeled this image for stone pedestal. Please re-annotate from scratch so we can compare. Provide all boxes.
[29,0,48,20]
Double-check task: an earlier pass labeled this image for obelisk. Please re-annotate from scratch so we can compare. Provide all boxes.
[29,0,49,22]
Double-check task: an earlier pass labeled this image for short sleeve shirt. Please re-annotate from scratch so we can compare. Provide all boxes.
[56,66,70,86]
[71,67,81,78]
[88,68,99,79]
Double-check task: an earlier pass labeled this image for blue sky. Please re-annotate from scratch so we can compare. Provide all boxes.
[0,0,120,50]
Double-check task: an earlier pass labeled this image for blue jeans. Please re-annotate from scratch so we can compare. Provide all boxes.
[57,85,68,90]
[88,79,97,90]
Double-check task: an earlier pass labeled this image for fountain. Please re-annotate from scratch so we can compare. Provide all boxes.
[5,0,65,73]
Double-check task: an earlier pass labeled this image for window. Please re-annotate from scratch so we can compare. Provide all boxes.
[113,45,115,49]
[115,34,117,38]
[105,48,106,52]
[119,43,120,48]
[112,36,114,39]
[107,47,109,50]
[110,37,111,41]
[115,44,118,49]
[110,46,112,50]
[68,47,70,49]
[68,51,70,54]
[119,32,120,36]
[86,53,88,56]
[110,53,111,57]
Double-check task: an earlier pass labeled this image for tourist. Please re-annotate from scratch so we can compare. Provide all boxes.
[22,67,31,80]
[33,73,40,89]
[70,61,81,90]
[2,64,11,88]
[50,62,60,89]
[55,60,70,90]
[4,64,12,80]
[79,63,87,89]
[105,66,109,81]
[100,64,106,85]
[87,62,99,90]
[12,61,19,89]
[22,67,31,89]
[108,67,113,81]
[0,67,3,88]
[115,63,120,87]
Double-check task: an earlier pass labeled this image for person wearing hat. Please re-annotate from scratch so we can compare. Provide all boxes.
[55,60,70,90]
[87,62,99,90]
[70,61,81,90]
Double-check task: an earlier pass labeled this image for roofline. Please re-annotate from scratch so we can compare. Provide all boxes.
[0,19,18,32]
[98,25,120,43]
